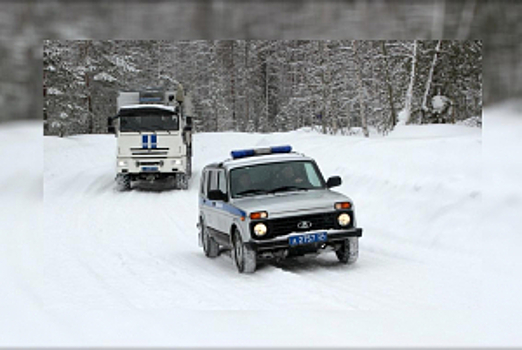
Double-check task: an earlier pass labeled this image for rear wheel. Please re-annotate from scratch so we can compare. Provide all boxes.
[336,237,359,264]
[232,230,256,274]
[201,221,219,258]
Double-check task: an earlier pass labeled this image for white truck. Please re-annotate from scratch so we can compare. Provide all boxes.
[107,85,193,190]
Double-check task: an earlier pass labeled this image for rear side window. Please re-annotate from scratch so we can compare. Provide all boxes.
[218,170,227,195]
[200,170,207,196]
[208,170,219,192]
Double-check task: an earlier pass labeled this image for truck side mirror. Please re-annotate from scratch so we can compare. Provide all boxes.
[107,116,115,134]
[186,116,192,127]
[326,176,342,188]
[208,189,227,201]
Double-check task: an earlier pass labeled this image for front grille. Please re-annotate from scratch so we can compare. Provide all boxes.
[131,148,169,156]
[139,161,161,166]
[251,211,353,240]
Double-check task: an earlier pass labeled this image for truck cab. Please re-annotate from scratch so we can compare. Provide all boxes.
[108,86,193,190]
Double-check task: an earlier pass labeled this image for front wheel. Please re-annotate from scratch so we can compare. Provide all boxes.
[116,173,131,191]
[176,173,188,190]
[232,230,256,274]
[336,237,359,264]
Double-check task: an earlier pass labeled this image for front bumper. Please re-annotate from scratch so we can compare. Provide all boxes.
[245,227,362,252]
[117,157,186,174]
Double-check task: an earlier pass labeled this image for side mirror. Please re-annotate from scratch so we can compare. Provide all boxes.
[326,176,342,188]
[186,116,193,128]
[107,117,115,134]
[208,189,227,201]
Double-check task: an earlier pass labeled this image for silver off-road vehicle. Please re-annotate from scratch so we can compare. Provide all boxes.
[197,146,363,273]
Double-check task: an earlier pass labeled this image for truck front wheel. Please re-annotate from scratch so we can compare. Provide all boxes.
[116,173,131,191]
[175,173,188,190]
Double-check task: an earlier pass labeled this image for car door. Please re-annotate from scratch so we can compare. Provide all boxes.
[205,169,218,231]
[215,169,230,234]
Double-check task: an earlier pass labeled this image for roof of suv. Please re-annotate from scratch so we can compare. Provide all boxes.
[205,152,313,170]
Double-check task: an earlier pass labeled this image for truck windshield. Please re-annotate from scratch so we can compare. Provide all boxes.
[230,160,326,198]
[120,114,179,132]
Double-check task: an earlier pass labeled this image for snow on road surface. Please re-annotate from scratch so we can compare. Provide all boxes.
[2,104,522,347]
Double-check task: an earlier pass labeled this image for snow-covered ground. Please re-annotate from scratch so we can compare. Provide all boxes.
[2,103,522,347]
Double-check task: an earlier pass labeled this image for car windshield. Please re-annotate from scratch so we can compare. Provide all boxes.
[119,114,179,132]
[230,160,325,198]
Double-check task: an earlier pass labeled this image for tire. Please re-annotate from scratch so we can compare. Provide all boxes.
[176,174,188,190]
[201,221,219,258]
[336,237,359,264]
[232,230,256,274]
[116,174,131,191]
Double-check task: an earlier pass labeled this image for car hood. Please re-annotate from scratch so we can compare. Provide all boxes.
[231,189,352,217]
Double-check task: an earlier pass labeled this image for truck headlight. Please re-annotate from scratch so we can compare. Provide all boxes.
[253,223,267,237]
[118,160,128,167]
[172,159,182,165]
[338,213,351,226]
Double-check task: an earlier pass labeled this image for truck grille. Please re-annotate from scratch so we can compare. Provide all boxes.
[251,211,353,240]
[131,148,169,156]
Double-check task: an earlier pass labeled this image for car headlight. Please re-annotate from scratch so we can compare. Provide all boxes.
[253,223,267,237]
[118,160,128,167]
[338,213,351,226]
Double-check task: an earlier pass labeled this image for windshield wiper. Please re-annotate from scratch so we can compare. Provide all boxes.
[235,189,268,197]
[268,185,309,194]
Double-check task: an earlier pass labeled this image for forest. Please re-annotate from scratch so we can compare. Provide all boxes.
[43,40,481,136]
[1,1,519,128]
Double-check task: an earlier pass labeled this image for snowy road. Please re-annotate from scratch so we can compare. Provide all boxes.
[3,115,520,346]
[41,126,484,312]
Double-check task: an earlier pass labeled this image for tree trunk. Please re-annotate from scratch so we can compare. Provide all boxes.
[404,40,418,124]
[421,40,442,122]
[381,41,396,131]
[353,40,369,137]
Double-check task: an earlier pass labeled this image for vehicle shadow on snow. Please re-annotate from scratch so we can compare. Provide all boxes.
[131,179,179,192]
[269,254,356,273]
[215,248,355,274]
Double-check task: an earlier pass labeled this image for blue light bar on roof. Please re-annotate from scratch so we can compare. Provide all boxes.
[231,149,255,159]
[230,145,292,159]
[270,145,292,154]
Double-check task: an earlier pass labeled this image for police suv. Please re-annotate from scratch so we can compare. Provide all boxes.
[198,145,363,273]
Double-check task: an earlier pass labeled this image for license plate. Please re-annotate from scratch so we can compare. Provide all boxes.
[289,232,327,246]
[141,166,158,172]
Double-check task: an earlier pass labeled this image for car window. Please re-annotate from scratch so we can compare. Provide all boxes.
[218,170,227,195]
[200,170,207,196]
[304,162,322,187]
[230,160,325,198]
[207,170,216,194]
